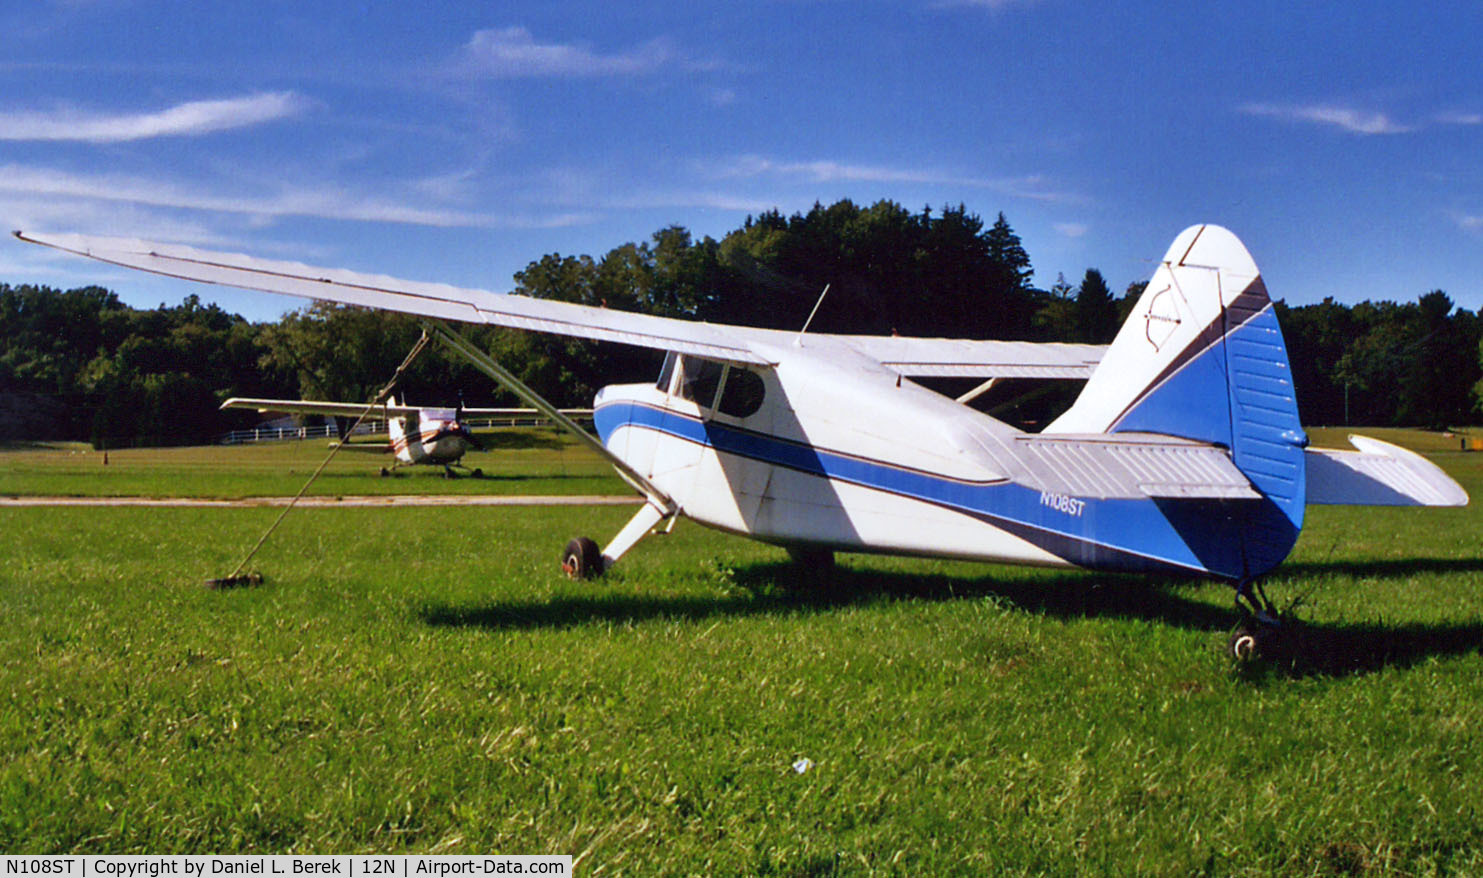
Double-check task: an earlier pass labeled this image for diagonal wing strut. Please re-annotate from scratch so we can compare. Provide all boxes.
[419,319,676,515]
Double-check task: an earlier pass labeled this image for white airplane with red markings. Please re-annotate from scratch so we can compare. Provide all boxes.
[17,225,1467,659]
[220,395,588,478]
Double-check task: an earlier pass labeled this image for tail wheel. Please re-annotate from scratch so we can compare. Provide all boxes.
[1229,628,1260,662]
[562,537,603,580]
[1228,622,1284,663]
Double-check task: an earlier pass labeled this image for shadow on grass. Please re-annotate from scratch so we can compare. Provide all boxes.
[1266,619,1483,679]
[1263,555,1483,678]
[1280,557,1483,580]
[423,556,1483,680]
[422,562,1229,636]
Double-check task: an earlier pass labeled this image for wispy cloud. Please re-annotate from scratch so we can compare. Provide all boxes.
[0,92,308,143]
[1453,213,1483,234]
[1240,102,1411,135]
[459,27,675,78]
[1053,222,1088,238]
[708,155,1083,203]
[0,163,589,229]
[1435,111,1482,127]
[931,0,1043,10]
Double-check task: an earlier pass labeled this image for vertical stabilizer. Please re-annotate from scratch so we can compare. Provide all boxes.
[387,395,405,444]
[1046,225,1307,577]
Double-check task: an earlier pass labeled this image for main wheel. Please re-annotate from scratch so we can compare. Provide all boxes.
[472,468,484,478]
[562,537,604,580]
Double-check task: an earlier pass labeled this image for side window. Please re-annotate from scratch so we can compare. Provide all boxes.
[717,368,766,418]
[678,356,724,408]
[656,351,678,393]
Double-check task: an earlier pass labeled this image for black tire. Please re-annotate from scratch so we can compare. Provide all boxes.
[379,467,390,477]
[1229,622,1284,663]
[562,537,604,580]
[472,468,484,478]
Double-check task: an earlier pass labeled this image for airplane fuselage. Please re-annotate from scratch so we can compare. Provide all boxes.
[389,409,475,466]
[593,342,1262,582]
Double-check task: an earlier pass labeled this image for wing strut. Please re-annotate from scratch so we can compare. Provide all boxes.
[420,320,676,515]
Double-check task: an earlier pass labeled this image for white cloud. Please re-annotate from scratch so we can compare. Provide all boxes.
[1435,111,1483,127]
[0,92,308,143]
[1240,102,1411,135]
[1453,213,1483,234]
[0,163,589,229]
[705,88,738,107]
[708,154,1082,203]
[1054,222,1088,238]
[932,0,1043,10]
[461,27,674,78]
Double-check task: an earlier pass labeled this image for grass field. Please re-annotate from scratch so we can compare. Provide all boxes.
[3,430,1483,873]
[0,428,627,498]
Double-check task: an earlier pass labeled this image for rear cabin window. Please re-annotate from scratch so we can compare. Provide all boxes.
[678,357,725,408]
[717,367,766,418]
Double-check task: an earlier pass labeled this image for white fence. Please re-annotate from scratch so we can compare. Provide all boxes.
[218,420,386,445]
[217,415,585,445]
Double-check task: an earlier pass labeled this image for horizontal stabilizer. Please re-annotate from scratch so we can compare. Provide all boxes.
[1014,433,1260,501]
[1306,435,1468,507]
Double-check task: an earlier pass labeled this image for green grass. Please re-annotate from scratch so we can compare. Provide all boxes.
[3,430,1483,873]
[0,428,627,498]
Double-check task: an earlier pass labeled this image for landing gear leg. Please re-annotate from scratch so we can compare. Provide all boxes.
[785,546,839,593]
[561,502,670,580]
[786,546,835,572]
[1229,579,1283,663]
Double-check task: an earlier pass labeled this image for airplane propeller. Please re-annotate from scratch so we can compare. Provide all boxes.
[456,390,484,450]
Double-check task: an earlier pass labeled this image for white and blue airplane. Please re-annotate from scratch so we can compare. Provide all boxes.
[16,225,1466,658]
[220,395,590,478]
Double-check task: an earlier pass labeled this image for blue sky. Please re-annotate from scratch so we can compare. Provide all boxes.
[2,1,1479,324]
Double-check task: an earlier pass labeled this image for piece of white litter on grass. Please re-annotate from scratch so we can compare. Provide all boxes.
[792,758,814,774]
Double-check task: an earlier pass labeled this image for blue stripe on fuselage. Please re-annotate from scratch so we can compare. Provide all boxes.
[595,401,1255,579]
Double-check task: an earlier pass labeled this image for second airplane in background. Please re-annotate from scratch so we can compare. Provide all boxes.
[220,396,590,478]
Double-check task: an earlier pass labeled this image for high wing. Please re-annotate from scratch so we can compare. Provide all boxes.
[15,231,1103,380]
[221,397,422,418]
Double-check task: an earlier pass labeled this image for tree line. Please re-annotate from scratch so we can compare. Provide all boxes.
[2,199,1478,446]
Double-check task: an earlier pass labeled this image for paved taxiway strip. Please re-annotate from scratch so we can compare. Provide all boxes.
[0,495,642,508]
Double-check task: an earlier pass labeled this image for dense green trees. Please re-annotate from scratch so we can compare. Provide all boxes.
[1,286,292,445]
[2,201,1479,446]
[1280,291,1481,428]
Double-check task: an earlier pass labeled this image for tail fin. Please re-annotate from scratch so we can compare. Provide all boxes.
[386,395,404,442]
[1046,225,1307,576]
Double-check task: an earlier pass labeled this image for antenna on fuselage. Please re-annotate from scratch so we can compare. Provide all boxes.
[796,283,831,346]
